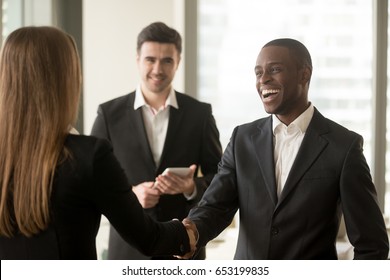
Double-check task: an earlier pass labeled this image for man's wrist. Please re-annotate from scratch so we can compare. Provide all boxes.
[183,182,197,200]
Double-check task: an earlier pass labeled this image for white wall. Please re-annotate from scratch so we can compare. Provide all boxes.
[83,0,185,134]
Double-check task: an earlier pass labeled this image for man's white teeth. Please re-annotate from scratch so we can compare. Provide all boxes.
[262,89,279,98]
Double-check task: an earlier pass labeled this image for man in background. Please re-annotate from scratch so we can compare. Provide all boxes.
[91,22,222,259]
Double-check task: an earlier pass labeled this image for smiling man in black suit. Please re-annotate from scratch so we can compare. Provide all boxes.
[91,22,222,260]
[184,38,389,260]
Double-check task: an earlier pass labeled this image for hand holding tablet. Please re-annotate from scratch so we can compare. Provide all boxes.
[155,165,197,195]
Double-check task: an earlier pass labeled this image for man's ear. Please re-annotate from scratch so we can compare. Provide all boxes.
[176,55,181,70]
[301,66,312,84]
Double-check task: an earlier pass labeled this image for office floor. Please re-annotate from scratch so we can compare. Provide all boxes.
[205,227,238,259]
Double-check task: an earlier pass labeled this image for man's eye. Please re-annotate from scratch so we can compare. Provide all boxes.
[270,67,281,73]
[255,72,263,77]
[163,59,173,64]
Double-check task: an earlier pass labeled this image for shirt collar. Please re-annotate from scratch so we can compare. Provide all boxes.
[134,85,179,110]
[272,103,314,135]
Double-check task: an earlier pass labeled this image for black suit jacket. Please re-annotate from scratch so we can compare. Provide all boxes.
[189,108,389,259]
[0,135,190,259]
[91,91,222,259]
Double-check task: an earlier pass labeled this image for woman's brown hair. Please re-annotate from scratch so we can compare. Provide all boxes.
[0,26,81,237]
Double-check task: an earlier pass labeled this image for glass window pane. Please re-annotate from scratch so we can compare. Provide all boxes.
[2,0,23,41]
[199,0,377,208]
[199,0,372,153]
[386,7,390,215]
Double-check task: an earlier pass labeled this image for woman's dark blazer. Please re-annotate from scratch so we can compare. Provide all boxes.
[0,135,189,259]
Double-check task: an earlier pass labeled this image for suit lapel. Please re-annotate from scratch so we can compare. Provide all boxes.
[277,109,329,207]
[126,93,156,170]
[252,117,278,206]
[158,94,184,170]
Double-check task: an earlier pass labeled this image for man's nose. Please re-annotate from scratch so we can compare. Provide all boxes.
[259,71,271,84]
[152,61,163,73]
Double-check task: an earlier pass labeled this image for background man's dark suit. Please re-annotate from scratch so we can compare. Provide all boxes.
[91,91,222,259]
[188,108,389,259]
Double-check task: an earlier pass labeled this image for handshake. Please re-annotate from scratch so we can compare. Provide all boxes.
[176,218,198,259]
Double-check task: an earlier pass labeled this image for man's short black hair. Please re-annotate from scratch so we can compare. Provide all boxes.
[263,38,312,70]
[137,21,182,54]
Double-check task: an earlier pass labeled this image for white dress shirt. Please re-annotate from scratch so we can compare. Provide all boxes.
[273,104,314,197]
[134,87,197,200]
[134,85,178,167]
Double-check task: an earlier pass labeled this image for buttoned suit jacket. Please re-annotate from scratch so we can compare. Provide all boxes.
[91,91,222,259]
[188,108,389,259]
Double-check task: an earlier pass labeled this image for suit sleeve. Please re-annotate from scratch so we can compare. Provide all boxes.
[91,139,190,256]
[340,135,389,259]
[90,105,110,140]
[189,127,239,247]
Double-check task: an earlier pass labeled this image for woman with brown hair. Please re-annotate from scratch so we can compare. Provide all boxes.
[0,26,194,259]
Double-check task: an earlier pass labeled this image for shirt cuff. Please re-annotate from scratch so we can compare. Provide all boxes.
[183,184,197,200]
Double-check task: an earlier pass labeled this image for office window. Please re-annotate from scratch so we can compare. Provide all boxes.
[198,0,386,211]
[1,0,7,41]
[1,0,23,42]
[199,0,372,151]
[386,6,390,215]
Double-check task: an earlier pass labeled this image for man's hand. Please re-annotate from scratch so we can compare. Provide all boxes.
[132,182,161,209]
[175,218,198,259]
[154,164,197,195]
